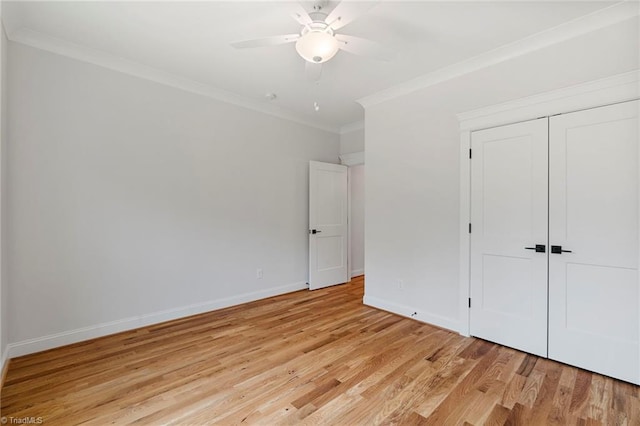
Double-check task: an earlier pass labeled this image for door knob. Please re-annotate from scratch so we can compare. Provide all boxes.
[551,245,572,254]
[524,244,546,253]
[309,229,321,235]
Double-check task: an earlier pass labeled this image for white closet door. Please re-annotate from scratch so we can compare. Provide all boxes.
[549,100,639,385]
[470,118,549,357]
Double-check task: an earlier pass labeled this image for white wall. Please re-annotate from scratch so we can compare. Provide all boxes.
[0,9,8,369]
[350,165,364,277]
[7,42,340,356]
[340,128,364,155]
[363,18,640,331]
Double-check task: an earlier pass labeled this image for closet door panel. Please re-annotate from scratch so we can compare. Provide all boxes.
[549,100,639,385]
[470,118,548,357]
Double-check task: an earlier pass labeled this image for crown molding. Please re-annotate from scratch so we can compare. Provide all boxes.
[457,70,640,131]
[7,27,341,134]
[339,120,364,134]
[358,1,640,109]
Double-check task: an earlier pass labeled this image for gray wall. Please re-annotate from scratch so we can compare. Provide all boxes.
[1,14,8,366]
[340,128,364,155]
[7,42,340,354]
[364,17,640,330]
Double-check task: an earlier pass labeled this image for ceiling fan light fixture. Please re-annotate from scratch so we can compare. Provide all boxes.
[295,30,339,64]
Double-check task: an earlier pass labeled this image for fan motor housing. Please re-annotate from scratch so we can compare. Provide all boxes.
[301,20,333,36]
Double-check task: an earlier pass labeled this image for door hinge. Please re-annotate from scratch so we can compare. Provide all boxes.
[468,298,471,308]
[469,148,472,159]
[468,223,472,233]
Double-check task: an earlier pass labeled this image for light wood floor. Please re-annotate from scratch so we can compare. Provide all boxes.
[1,276,638,425]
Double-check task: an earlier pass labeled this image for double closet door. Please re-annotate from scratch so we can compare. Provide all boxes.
[470,100,639,385]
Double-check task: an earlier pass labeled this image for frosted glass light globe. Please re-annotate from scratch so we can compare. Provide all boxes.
[295,30,339,64]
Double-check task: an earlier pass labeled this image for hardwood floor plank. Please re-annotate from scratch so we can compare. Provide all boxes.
[527,359,563,424]
[1,275,638,425]
[627,393,640,425]
[571,369,595,414]
[501,373,527,410]
[359,334,451,401]
[484,403,511,426]
[517,364,546,408]
[391,356,473,422]
[586,374,611,423]
[516,353,538,377]
[504,402,533,425]
[422,345,501,423]
[548,384,574,425]
[458,338,494,360]
[291,377,341,409]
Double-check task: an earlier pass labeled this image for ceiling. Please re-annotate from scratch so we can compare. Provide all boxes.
[1,1,622,132]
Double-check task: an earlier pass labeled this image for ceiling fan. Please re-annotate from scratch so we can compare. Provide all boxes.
[230,1,394,82]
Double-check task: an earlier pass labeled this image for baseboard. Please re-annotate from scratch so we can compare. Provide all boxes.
[7,281,307,358]
[1,346,9,389]
[350,269,365,278]
[363,295,460,333]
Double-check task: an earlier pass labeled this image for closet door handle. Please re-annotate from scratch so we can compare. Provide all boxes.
[551,245,572,254]
[524,244,546,253]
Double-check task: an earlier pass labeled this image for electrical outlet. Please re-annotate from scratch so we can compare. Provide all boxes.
[397,280,404,290]
[256,268,263,279]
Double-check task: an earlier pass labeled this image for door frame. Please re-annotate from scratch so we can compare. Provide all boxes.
[457,70,640,337]
[339,151,365,279]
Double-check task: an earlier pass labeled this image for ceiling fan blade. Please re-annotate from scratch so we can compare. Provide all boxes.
[325,1,378,31]
[305,61,323,82]
[335,34,395,61]
[289,3,313,26]
[231,34,299,49]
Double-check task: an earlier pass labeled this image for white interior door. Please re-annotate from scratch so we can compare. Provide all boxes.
[309,161,349,290]
[549,100,639,384]
[470,118,549,357]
